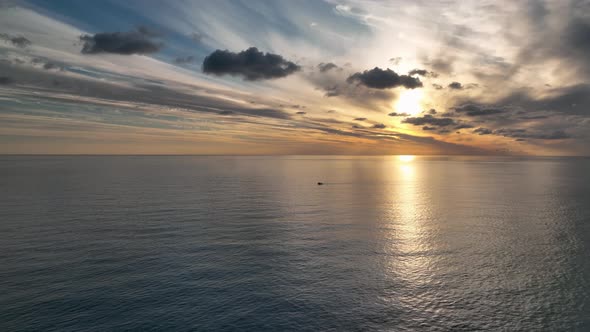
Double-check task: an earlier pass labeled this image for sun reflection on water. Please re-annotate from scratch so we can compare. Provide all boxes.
[398,155,415,162]
[384,157,438,300]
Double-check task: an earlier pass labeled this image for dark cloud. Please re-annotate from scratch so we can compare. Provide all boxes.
[79,27,163,55]
[432,83,443,90]
[495,128,571,140]
[473,128,493,135]
[388,112,410,117]
[202,47,301,81]
[0,76,13,84]
[409,69,438,78]
[174,55,196,64]
[354,117,366,121]
[422,126,437,131]
[347,67,423,89]
[218,110,234,115]
[448,81,463,90]
[295,111,306,115]
[564,19,590,58]
[455,123,475,130]
[500,85,590,117]
[318,62,339,72]
[0,33,31,48]
[427,108,437,115]
[453,104,506,116]
[42,62,63,71]
[402,114,456,127]
[372,123,386,129]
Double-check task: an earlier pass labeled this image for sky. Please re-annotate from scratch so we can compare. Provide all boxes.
[0,0,589,155]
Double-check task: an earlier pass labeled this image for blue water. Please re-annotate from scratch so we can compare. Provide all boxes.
[1,156,589,331]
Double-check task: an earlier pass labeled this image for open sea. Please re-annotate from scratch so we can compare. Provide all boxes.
[1,155,589,331]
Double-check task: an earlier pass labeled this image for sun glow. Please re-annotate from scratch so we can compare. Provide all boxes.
[394,89,423,116]
[398,155,415,162]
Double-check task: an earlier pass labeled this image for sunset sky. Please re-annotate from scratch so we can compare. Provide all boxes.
[1,0,589,155]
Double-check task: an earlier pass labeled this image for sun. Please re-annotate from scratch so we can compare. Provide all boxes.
[394,89,423,116]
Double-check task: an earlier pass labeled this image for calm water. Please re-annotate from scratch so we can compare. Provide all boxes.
[1,156,589,331]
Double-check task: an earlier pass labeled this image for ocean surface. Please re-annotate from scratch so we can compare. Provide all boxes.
[1,155,589,331]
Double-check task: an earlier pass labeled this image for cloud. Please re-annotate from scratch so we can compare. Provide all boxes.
[409,69,438,78]
[0,76,13,84]
[353,117,366,121]
[424,57,454,75]
[402,115,455,127]
[422,126,437,131]
[453,104,506,116]
[427,109,437,115]
[455,123,474,129]
[494,128,571,140]
[318,62,339,72]
[79,27,163,55]
[295,111,306,115]
[174,55,196,64]
[389,57,401,65]
[448,81,463,90]
[347,67,422,89]
[432,83,443,90]
[372,123,386,129]
[202,47,301,81]
[190,32,205,43]
[0,61,295,121]
[388,112,410,117]
[473,128,493,135]
[0,33,31,48]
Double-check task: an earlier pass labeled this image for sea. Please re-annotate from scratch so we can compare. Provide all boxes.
[1,155,589,331]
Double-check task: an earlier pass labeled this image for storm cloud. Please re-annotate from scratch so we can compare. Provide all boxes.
[347,67,422,89]
[202,47,301,81]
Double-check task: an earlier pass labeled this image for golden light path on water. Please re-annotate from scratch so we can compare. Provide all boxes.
[382,155,440,311]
